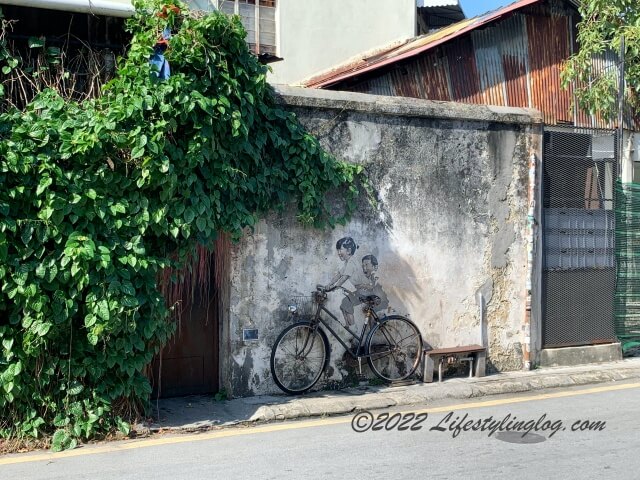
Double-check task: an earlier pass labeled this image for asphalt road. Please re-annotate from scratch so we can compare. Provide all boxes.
[2,380,639,480]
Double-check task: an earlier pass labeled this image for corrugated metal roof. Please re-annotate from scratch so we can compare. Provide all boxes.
[315,0,634,130]
[303,0,543,88]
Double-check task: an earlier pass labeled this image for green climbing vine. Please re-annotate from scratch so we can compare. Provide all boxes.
[0,0,362,451]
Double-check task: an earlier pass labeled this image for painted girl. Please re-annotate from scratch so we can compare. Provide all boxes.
[322,237,371,326]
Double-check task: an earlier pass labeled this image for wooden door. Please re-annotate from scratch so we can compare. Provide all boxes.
[152,280,219,398]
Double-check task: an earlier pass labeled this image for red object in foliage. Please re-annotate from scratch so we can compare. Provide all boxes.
[157,4,181,19]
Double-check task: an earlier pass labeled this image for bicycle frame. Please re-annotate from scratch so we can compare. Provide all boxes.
[301,292,382,360]
[271,289,423,393]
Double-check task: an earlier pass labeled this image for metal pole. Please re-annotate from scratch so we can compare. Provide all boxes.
[618,35,625,177]
[255,0,261,54]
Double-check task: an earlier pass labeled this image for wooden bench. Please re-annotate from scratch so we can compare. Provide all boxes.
[422,344,486,383]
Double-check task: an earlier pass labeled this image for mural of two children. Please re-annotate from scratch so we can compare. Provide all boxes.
[323,236,390,326]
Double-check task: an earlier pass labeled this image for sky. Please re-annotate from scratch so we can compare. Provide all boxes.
[460,0,514,18]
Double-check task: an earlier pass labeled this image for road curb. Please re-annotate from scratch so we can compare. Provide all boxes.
[247,363,640,423]
[146,359,640,432]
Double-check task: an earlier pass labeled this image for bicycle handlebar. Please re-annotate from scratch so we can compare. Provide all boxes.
[316,284,351,295]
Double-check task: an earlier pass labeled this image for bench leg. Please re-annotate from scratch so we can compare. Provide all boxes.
[458,357,474,378]
[423,354,435,383]
[438,357,443,382]
[475,351,486,377]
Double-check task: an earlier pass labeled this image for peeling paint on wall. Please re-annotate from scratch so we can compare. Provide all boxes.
[222,88,542,396]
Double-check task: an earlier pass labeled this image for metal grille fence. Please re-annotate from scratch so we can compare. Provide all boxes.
[542,126,618,347]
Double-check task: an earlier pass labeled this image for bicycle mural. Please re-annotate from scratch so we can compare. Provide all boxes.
[270,236,423,394]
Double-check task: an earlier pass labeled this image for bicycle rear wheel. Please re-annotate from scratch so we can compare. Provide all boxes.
[366,316,422,382]
[270,321,329,395]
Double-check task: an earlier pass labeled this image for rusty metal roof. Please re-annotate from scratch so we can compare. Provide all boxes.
[318,0,625,129]
[303,0,544,88]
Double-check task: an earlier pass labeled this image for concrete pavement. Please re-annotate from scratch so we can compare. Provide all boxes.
[147,357,640,432]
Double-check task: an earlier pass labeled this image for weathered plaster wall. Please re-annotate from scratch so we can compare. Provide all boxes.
[222,87,543,397]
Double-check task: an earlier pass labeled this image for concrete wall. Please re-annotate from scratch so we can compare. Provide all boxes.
[268,0,415,85]
[221,87,543,397]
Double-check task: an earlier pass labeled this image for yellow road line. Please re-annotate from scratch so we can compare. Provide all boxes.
[1,381,638,466]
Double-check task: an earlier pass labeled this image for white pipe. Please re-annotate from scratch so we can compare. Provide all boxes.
[1,0,135,17]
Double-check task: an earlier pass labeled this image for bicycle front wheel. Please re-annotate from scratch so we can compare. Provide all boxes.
[366,315,422,382]
[270,321,329,395]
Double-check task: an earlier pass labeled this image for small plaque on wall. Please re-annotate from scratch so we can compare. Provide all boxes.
[243,328,259,342]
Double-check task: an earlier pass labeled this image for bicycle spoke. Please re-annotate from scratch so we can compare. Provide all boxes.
[369,349,393,360]
[279,345,296,357]
[393,332,419,347]
[367,317,422,382]
[379,325,416,346]
[271,324,327,394]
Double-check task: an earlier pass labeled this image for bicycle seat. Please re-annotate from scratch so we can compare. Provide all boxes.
[359,294,381,306]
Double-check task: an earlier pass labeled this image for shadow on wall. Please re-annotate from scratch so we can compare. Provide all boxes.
[228,103,530,396]
[275,206,432,392]
[226,178,436,396]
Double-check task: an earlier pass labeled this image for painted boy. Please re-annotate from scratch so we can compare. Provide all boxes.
[361,254,390,314]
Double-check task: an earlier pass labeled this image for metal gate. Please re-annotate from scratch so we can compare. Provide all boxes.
[542,126,618,347]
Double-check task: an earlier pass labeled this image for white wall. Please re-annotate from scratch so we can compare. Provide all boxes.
[269,0,415,85]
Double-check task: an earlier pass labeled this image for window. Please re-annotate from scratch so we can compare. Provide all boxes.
[217,0,277,55]
[238,0,276,6]
[543,131,615,210]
